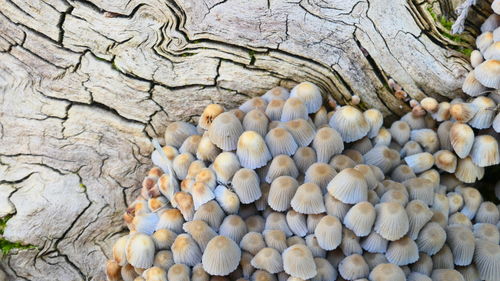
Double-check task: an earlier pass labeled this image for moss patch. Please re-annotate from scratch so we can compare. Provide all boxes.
[0,215,37,255]
[248,50,256,65]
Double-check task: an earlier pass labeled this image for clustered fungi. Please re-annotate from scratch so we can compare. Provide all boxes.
[105,77,500,281]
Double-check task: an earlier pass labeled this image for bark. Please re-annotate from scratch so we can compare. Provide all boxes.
[0,0,489,280]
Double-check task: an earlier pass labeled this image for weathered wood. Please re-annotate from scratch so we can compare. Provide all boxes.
[0,0,486,280]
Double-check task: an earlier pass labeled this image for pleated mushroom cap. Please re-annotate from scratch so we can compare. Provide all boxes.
[237,131,272,169]
[199,104,224,130]
[164,122,198,148]
[403,178,435,206]
[152,229,177,251]
[434,150,457,173]
[290,81,323,113]
[219,215,247,244]
[262,86,290,102]
[385,236,419,266]
[293,146,317,173]
[474,239,500,281]
[380,189,408,206]
[432,244,454,270]
[314,215,342,250]
[265,155,299,183]
[193,200,225,231]
[329,106,370,142]
[126,233,155,269]
[360,231,388,254]
[390,121,411,146]
[286,210,308,237]
[363,146,400,173]
[291,183,325,214]
[469,96,496,129]
[404,152,434,174]
[338,254,369,280]
[243,109,269,136]
[281,97,308,122]
[304,163,337,192]
[180,135,202,155]
[167,264,190,281]
[251,270,277,281]
[448,212,473,227]
[171,233,202,266]
[462,70,488,97]
[264,229,288,253]
[400,141,423,157]
[446,224,475,266]
[312,127,344,163]
[208,112,244,151]
[251,247,284,274]
[173,153,195,180]
[143,266,167,281]
[283,119,315,147]
[343,149,364,164]
[265,212,293,237]
[268,176,299,212]
[368,263,406,281]
[327,168,368,204]
[343,202,376,237]
[363,109,383,138]
[192,182,215,210]
[197,133,222,162]
[341,228,363,256]
[265,98,285,121]
[282,244,317,279]
[477,31,494,53]
[313,257,338,281]
[390,164,416,183]
[214,185,240,214]
[470,135,499,167]
[475,59,500,88]
[182,220,217,251]
[239,97,267,113]
[191,263,210,281]
[473,223,500,244]
[202,236,242,276]
[232,168,262,204]
[156,209,184,233]
[265,128,298,157]
[330,154,357,172]
[374,202,409,241]
[475,201,500,224]
[455,157,485,184]
[105,260,121,281]
[246,215,265,233]
[432,102,451,122]
[410,129,439,153]
[373,127,392,147]
[450,122,474,158]
[416,222,446,256]
[449,103,478,123]
[313,106,329,127]
[213,152,241,184]
[430,269,466,281]
[240,232,266,255]
[324,193,351,220]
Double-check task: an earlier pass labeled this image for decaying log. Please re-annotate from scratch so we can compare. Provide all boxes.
[0,0,489,280]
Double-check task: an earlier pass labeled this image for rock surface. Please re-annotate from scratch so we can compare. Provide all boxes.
[0,0,485,280]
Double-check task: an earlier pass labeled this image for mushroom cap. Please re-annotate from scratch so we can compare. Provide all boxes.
[368,263,406,281]
[265,212,293,237]
[268,176,299,212]
[126,233,155,269]
[281,97,308,122]
[293,146,317,173]
[283,119,315,147]
[455,157,485,184]
[286,210,308,237]
[290,81,323,113]
[282,244,317,279]
[262,86,290,102]
[232,168,262,204]
[197,133,222,162]
[265,98,285,121]
[314,215,342,250]
[237,131,272,169]
[329,105,370,142]
[239,97,267,113]
[214,185,240,215]
[213,152,241,184]
[202,236,242,276]
[171,233,202,266]
[470,135,500,167]
[474,239,500,281]
[291,183,326,214]
[475,59,500,88]
[389,121,411,146]
[338,254,369,280]
[373,202,409,241]
[430,269,466,281]
[180,135,202,155]
[327,168,368,204]
[304,163,337,192]
[193,200,225,231]
[363,145,400,173]
[404,152,434,174]
[360,231,388,254]
[251,247,284,274]
[152,229,177,251]
[265,155,299,183]
[243,109,269,137]
[385,236,419,266]
[199,104,225,130]
[446,224,475,266]
[164,121,198,148]
[264,229,288,253]
[363,109,384,138]
[182,220,217,252]
[416,222,446,256]
[343,202,376,237]
[167,264,190,281]
[265,127,298,157]
[312,127,344,163]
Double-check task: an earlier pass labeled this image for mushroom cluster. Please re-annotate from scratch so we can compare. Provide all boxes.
[105,79,499,281]
[461,0,500,134]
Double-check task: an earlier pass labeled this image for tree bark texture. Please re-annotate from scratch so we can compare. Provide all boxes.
[0,0,490,280]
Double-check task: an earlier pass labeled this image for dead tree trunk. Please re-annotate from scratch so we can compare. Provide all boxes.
[0,0,490,280]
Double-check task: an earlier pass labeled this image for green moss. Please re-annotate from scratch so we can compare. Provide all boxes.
[79,183,87,191]
[111,61,119,70]
[459,48,473,56]
[0,215,37,255]
[248,50,256,65]
[180,53,195,57]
